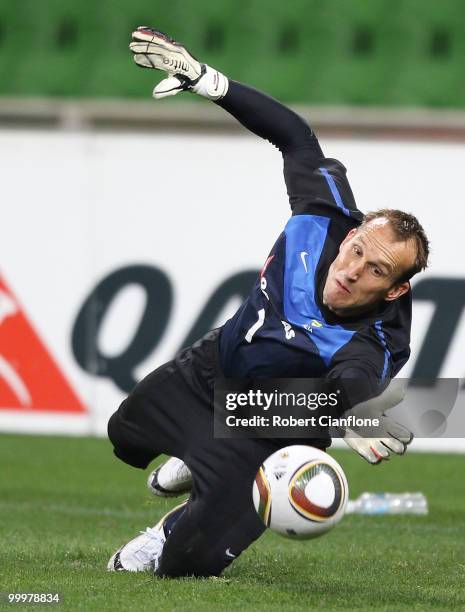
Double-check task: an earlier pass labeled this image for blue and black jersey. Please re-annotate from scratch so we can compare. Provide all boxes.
[217,82,411,406]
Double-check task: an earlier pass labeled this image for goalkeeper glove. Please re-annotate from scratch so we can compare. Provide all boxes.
[339,382,413,464]
[129,26,229,100]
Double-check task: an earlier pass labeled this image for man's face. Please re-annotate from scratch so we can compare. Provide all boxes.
[323,219,416,317]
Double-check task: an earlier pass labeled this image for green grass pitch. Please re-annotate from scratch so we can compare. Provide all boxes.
[1,434,464,611]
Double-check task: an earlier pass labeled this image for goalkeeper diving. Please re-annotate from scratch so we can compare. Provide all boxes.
[106,27,430,577]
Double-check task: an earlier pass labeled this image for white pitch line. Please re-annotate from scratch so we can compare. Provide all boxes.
[0,499,162,520]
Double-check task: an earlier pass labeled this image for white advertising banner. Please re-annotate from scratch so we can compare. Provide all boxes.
[1,128,464,450]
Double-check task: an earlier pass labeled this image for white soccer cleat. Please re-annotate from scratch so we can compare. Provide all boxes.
[130,26,203,81]
[107,521,166,573]
[147,456,193,498]
[107,501,188,573]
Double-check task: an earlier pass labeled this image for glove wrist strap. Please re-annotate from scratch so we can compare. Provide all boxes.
[191,64,229,100]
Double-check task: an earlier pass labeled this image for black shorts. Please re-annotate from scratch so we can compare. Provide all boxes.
[108,329,327,577]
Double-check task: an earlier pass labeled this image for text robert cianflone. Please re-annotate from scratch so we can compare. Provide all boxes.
[225,414,380,428]
[225,389,340,411]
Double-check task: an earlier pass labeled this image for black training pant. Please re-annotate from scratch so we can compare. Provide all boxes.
[108,330,325,577]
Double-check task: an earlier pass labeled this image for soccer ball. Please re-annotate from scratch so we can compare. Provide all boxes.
[252,445,348,539]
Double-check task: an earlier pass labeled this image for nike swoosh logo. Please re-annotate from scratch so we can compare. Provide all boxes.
[300,251,309,273]
[225,548,236,558]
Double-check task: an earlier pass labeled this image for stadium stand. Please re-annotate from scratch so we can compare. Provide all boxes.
[0,0,463,106]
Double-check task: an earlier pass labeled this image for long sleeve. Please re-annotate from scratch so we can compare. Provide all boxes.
[216,80,324,160]
[216,80,361,218]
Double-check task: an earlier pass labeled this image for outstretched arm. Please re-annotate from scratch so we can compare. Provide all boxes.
[129,26,323,159]
[128,26,362,215]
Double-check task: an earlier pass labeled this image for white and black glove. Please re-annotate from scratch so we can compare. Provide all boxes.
[129,26,229,100]
[339,382,413,464]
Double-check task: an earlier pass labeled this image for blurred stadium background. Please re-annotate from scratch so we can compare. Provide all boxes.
[0,0,464,104]
[1,0,463,440]
[1,2,465,607]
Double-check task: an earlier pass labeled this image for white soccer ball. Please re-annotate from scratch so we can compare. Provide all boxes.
[252,445,348,539]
